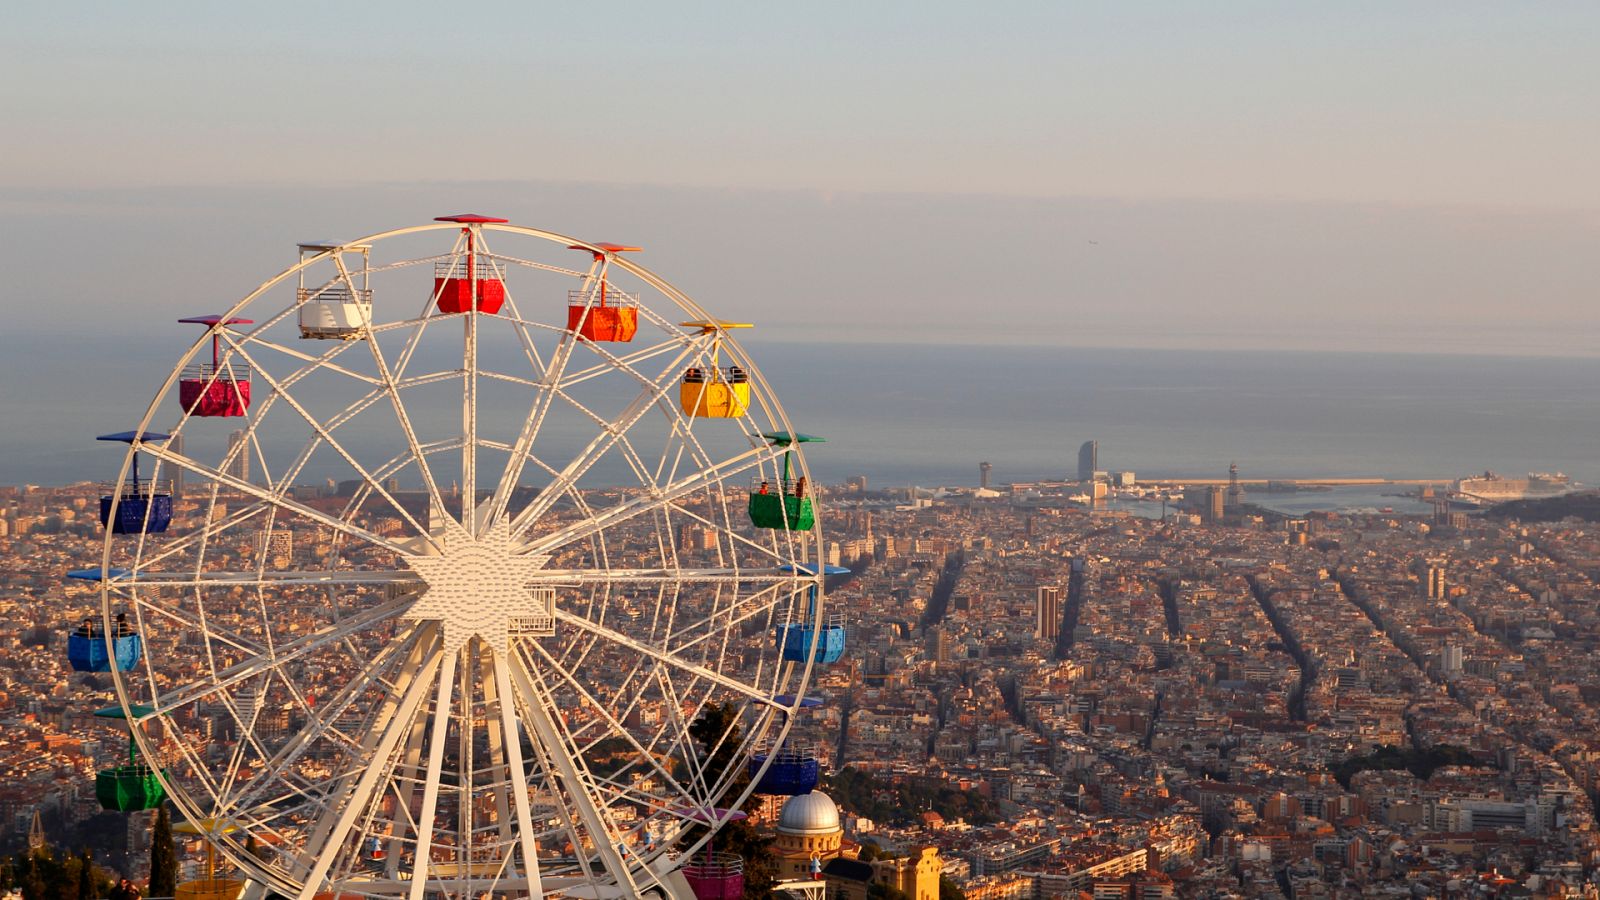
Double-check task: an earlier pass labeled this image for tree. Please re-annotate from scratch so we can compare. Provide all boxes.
[688,703,779,900]
[939,874,967,900]
[75,850,94,900]
[16,849,48,900]
[149,808,178,898]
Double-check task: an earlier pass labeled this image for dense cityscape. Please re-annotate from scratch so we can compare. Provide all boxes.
[5,462,1600,899]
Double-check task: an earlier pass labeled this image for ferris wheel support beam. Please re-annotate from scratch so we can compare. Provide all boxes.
[406,647,458,900]
[477,652,517,871]
[491,649,546,897]
[507,655,646,896]
[222,625,422,816]
[294,632,443,900]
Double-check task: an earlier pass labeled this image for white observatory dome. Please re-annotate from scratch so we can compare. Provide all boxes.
[776,791,841,836]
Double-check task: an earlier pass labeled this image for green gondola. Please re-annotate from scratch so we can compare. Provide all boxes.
[748,432,823,531]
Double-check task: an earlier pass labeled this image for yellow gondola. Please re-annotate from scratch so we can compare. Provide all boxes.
[679,321,753,418]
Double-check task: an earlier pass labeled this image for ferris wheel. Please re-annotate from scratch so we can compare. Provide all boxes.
[86,215,842,900]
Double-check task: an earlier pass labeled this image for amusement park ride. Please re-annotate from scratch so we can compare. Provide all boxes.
[71,216,842,899]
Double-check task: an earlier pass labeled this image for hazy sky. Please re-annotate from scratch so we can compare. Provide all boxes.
[3,2,1598,353]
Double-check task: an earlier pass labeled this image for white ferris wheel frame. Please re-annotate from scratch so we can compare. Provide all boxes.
[94,220,829,899]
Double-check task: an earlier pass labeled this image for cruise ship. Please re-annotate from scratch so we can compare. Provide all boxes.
[1453,471,1573,504]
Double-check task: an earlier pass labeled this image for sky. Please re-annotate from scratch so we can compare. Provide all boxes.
[2,2,1598,352]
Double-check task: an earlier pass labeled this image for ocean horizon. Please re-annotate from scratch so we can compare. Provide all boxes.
[2,333,1594,496]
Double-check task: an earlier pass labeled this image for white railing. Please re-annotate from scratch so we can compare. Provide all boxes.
[297,286,373,304]
[435,257,506,280]
[567,287,639,308]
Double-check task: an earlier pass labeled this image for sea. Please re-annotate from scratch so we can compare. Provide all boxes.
[2,334,1594,516]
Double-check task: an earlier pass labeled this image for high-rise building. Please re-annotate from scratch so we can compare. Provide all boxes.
[929,625,952,663]
[1425,566,1447,600]
[1077,441,1098,483]
[1207,487,1226,524]
[979,461,992,490]
[1037,586,1061,641]
[226,429,250,485]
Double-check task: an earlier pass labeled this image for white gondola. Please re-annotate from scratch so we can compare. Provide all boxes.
[297,241,373,339]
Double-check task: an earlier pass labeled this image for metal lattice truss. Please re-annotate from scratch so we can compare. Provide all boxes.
[97,221,826,899]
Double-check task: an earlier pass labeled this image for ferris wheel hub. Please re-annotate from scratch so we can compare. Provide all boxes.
[401,519,556,651]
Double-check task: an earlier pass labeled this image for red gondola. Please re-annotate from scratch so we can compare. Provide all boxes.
[434,214,508,314]
[177,316,253,417]
[567,243,641,342]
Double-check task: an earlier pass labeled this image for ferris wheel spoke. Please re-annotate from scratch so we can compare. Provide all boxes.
[520,642,697,810]
[363,317,452,533]
[486,324,588,532]
[295,629,444,900]
[222,627,422,816]
[664,581,795,649]
[219,336,439,546]
[230,330,383,387]
[535,566,800,584]
[506,654,643,894]
[511,339,703,529]
[663,498,805,566]
[120,569,413,588]
[551,607,777,710]
[141,441,417,556]
[145,594,413,721]
[519,444,777,557]
[553,334,698,393]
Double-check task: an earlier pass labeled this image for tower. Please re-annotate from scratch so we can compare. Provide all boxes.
[226,429,250,484]
[1226,462,1244,511]
[979,461,992,490]
[1036,586,1061,641]
[28,808,45,852]
[1077,441,1098,483]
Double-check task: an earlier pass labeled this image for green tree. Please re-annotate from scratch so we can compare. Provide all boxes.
[939,874,967,900]
[149,808,178,898]
[74,850,94,900]
[688,703,778,900]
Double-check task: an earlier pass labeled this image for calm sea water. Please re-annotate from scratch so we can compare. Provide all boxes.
[2,333,1594,514]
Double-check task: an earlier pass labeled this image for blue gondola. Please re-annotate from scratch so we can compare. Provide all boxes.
[97,432,172,535]
[748,746,820,795]
[67,627,143,672]
[775,564,848,664]
[776,619,847,664]
[66,571,145,671]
